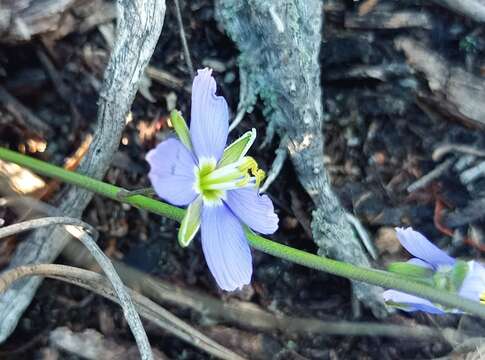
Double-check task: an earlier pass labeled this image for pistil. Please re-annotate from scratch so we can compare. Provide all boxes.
[195,156,266,202]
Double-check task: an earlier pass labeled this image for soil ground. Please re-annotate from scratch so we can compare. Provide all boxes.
[1,0,485,359]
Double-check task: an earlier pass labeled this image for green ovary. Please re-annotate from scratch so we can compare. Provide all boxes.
[195,156,266,203]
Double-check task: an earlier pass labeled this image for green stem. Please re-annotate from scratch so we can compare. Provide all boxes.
[2,146,485,318]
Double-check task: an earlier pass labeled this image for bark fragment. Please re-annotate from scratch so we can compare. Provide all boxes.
[396,37,485,129]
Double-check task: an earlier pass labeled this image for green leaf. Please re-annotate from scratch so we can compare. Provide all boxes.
[171,110,192,150]
[178,196,202,247]
[451,260,469,292]
[219,128,256,167]
[388,262,433,278]
[384,300,414,311]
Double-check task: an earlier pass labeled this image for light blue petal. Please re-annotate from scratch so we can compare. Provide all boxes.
[459,261,485,301]
[201,204,252,291]
[383,290,445,314]
[190,68,229,162]
[396,227,455,267]
[224,188,279,235]
[146,138,197,206]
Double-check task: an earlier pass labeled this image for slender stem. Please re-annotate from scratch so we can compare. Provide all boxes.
[0,147,185,222]
[2,146,485,318]
[173,0,194,76]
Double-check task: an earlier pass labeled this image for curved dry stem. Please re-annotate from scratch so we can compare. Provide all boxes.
[0,217,97,240]
[0,264,245,360]
[0,217,152,360]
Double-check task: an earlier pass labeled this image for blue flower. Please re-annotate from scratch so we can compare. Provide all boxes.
[383,227,485,314]
[146,68,279,291]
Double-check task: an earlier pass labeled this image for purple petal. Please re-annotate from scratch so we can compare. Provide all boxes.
[201,204,252,291]
[459,261,485,301]
[383,290,445,314]
[190,68,229,162]
[224,188,279,235]
[146,138,197,206]
[396,227,455,268]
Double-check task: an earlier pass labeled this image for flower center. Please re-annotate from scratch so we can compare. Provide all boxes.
[194,156,265,204]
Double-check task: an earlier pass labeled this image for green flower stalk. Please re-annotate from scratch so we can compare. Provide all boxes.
[2,146,485,318]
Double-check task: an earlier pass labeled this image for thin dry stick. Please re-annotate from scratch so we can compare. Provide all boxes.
[63,241,465,344]
[0,195,61,218]
[259,135,288,193]
[0,0,166,343]
[0,217,97,240]
[228,106,249,133]
[407,158,455,193]
[0,264,245,360]
[432,144,485,162]
[0,217,153,360]
[2,196,465,343]
[173,0,194,75]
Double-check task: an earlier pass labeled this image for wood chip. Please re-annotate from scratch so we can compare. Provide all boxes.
[396,37,485,129]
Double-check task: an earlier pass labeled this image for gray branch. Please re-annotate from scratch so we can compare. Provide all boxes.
[0,217,153,359]
[0,0,166,342]
[431,0,485,23]
[215,0,387,316]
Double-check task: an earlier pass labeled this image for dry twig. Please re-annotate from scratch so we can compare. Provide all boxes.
[173,0,194,75]
[0,264,246,360]
[259,136,288,193]
[146,66,186,91]
[407,158,455,193]
[433,144,485,162]
[0,0,166,343]
[63,240,465,344]
[0,217,153,360]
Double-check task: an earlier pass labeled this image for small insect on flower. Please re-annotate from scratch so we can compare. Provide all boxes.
[146,68,279,291]
[383,227,485,314]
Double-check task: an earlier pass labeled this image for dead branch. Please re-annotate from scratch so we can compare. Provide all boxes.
[215,0,387,316]
[0,0,116,43]
[0,0,166,343]
[0,264,246,360]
